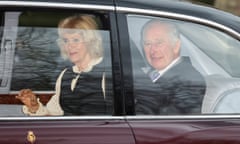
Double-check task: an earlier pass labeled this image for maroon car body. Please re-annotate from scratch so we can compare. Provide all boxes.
[0,117,135,144]
[0,0,240,143]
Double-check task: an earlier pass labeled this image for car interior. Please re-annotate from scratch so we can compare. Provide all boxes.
[128,15,240,114]
[0,11,114,116]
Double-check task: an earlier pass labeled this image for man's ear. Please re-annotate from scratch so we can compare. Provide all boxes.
[173,40,181,55]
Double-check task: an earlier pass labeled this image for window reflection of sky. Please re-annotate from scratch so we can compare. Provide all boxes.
[10,27,111,91]
[127,15,240,78]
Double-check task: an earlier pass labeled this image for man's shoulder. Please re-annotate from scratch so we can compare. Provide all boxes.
[168,56,205,81]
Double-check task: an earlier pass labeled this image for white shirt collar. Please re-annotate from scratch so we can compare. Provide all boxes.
[159,57,180,75]
[152,57,180,83]
[72,57,103,73]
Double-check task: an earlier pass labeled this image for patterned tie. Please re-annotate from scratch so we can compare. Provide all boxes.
[149,70,160,83]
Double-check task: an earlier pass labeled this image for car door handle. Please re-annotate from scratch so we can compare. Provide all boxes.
[27,130,36,144]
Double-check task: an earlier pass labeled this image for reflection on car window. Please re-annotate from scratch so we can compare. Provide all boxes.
[127,16,206,115]
[127,14,240,115]
[13,26,63,91]
[179,23,240,77]
[0,11,113,116]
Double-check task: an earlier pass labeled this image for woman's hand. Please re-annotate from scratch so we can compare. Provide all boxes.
[16,89,39,113]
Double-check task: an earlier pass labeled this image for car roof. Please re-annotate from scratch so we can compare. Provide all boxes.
[115,0,240,34]
[2,0,240,34]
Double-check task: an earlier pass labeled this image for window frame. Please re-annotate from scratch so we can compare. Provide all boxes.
[117,6,240,118]
[0,1,125,118]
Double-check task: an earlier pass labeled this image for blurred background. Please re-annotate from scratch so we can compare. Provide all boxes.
[188,0,240,16]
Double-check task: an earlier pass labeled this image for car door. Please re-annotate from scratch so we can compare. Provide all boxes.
[115,0,240,143]
[0,1,135,143]
[0,118,134,144]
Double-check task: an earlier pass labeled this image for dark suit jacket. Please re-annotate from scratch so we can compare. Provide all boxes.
[135,57,206,115]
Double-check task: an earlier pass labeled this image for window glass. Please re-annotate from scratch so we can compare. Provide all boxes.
[0,11,113,116]
[127,14,240,115]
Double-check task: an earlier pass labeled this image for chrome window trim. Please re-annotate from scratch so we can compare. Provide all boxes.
[117,7,240,39]
[1,115,240,120]
[0,116,125,121]
[126,115,240,120]
[0,1,114,11]
[10,91,55,95]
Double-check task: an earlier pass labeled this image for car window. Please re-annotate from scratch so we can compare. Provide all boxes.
[127,14,240,115]
[179,23,240,77]
[0,10,113,116]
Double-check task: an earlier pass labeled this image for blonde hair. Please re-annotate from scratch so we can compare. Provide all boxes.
[57,15,103,60]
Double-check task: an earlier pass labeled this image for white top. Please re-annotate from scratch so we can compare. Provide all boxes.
[23,57,104,116]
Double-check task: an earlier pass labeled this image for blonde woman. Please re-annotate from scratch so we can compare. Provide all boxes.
[16,15,106,116]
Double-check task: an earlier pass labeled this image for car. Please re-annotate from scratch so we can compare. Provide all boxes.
[0,0,240,143]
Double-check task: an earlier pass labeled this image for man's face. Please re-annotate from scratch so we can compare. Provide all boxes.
[143,24,180,70]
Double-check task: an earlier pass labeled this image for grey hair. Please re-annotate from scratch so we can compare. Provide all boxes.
[141,19,180,47]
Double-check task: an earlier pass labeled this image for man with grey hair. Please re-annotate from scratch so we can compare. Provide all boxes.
[135,19,206,115]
